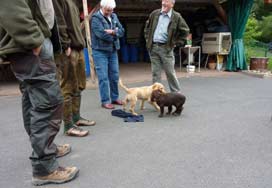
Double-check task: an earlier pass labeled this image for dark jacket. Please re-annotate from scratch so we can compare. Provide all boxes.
[53,0,85,51]
[91,11,124,52]
[144,9,190,51]
[0,0,51,57]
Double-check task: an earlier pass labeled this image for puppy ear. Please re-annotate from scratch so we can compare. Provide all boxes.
[152,83,162,90]
[154,90,161,99]
[158,90,165,97]
[152,83,157,90]
[150,92,155,102]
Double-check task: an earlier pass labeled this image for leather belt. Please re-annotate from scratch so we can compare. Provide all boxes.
[152,42,166,46]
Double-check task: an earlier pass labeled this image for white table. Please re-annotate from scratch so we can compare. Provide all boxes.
[179,46,201,72]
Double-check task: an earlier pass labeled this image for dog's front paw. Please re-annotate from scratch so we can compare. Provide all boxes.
[172,112,181,116]
[131,112,138,116]
[154,106,160,112]
[153,104,160,111]
[166,112,171,115]
[158,114,163,118]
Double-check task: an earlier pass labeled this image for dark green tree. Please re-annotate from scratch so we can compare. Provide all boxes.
[251,0,272,20]
[256,15,272,43]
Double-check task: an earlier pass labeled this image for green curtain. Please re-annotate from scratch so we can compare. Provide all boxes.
[226,0,254,71]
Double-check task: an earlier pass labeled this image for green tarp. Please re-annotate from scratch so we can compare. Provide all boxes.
[226,0,254,71]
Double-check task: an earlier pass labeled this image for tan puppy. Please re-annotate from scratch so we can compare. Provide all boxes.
[119,79,166,115]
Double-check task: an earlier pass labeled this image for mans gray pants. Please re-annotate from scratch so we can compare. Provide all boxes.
[149,44,181,92]
[7,39,63,176]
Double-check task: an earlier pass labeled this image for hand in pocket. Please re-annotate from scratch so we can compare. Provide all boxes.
[33,45,42,56]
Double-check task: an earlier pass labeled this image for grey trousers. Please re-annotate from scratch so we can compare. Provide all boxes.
[7,39,63,176]
[149,45,181,92]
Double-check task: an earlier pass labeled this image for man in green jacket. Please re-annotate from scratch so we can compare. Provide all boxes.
[144,0,189,92]
[53,0,96,137]
[0,0,79,185]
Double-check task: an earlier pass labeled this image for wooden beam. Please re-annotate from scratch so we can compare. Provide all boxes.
[82,0,96,82]
[211,0,227,24]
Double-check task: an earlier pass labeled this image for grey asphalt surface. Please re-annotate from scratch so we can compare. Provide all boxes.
[1,74,272,188]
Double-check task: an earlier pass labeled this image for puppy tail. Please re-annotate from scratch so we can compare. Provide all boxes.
[119,79,130,93]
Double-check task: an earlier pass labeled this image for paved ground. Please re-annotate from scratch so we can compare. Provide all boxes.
[1,69,272,188]
[0,62,237,96]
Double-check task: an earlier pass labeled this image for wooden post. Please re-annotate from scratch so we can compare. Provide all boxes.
[212,0,227,25]
[82,0,96,82]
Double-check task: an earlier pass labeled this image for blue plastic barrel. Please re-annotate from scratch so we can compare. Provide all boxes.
[143,48,150,62]
[83,48,91,77]
[120,37,126,47]
[129,44,138,63]
[120,45,129,63]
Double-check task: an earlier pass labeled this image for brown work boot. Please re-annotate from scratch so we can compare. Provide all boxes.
[65,126,89,137]
[56,144,71,158]
[32,166,79,186]
[75,117,96,126]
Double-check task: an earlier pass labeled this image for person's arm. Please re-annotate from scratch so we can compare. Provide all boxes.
[112,14,124,38]
[52,0,71,50]
[144,10,157,45]
[176,15,190,46]
[0,0,44,50]
[144,16,151,43]
[91,16,114,42]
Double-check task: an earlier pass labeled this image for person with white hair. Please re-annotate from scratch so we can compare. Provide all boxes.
[145,0,190,93]
[100,0,116,9]
[91,0,125,109]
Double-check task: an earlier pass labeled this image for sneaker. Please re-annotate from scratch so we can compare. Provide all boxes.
[56,144,71,158]
[75,117,96,126]
[65,126,89,137]
[32,166,79,186]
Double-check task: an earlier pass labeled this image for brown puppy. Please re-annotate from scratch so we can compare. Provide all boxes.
[119,79,166,115]
[151,89,186,117]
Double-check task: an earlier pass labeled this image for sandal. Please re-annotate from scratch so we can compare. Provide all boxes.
[65,126,89,137]
[75,117,96,126]
[56,144,71,158]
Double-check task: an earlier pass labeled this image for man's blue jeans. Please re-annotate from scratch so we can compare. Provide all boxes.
[92,49,120,104]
